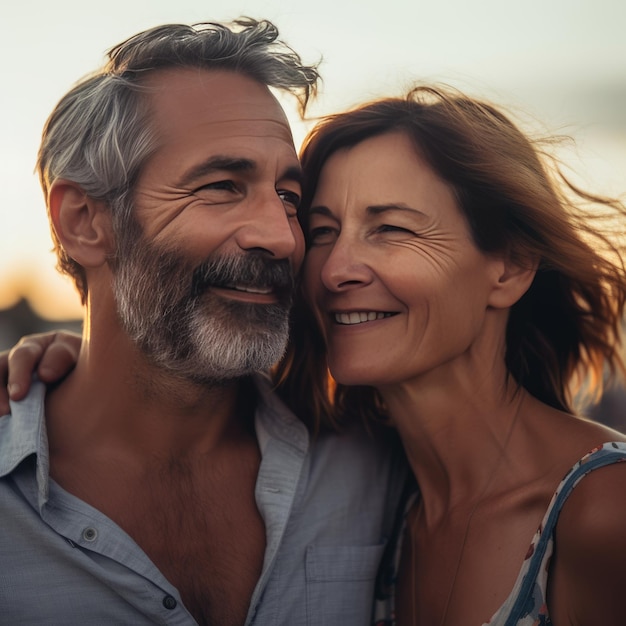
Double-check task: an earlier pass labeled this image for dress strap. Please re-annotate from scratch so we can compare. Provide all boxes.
[504,442,626,625]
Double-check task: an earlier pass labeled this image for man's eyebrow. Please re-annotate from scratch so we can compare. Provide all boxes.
[177,156,256,188]
[177,158,302,188]
[281,166,303,186]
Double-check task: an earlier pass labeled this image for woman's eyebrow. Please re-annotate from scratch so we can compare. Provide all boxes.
[308,204,427,219]
[367,203,427,217]
[308,205,334,217]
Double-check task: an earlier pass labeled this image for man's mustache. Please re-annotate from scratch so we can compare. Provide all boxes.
[190,254,294,301]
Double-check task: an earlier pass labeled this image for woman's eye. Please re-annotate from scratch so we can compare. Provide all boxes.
[308,226,337,245]
[378,224,414,235]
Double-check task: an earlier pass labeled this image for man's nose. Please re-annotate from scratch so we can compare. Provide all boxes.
[236,193,300,260]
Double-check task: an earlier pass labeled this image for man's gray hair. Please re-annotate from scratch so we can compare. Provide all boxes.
[38,18,320,302]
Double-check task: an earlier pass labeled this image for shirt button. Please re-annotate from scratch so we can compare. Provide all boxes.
[163,595,177,610]
[82,527,98,542]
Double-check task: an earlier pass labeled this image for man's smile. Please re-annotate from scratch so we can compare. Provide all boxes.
[212,284,280,303]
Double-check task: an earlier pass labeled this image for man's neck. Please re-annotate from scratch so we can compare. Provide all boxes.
[44,332,258,460]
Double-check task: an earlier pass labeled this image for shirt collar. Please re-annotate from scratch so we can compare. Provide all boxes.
[0,379,50,508]
[0,374,309,509]
[252,372,309,455]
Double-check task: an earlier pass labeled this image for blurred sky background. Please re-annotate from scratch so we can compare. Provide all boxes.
[1,0,625,323]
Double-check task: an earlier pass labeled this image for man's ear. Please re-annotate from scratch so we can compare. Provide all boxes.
[49,180,112,267]
[488,255,538,309]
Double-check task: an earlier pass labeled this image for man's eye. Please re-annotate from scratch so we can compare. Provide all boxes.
[196,180,236,193]
[278,190,301,210]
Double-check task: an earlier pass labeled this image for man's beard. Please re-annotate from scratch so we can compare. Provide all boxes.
[110,227,294,385]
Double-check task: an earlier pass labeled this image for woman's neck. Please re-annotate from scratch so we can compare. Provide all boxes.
[380,372,530,524]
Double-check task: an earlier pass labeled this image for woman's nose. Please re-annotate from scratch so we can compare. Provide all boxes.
[320,237,373,292]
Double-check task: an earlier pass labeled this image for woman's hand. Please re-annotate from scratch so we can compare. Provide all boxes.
[0,331,81,414]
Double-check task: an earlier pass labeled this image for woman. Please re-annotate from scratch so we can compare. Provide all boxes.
[4,86,626,624]
[277,86,626,624]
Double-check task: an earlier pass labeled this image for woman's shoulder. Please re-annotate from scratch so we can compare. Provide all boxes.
[549,441,626,624]
[557,441,626,544]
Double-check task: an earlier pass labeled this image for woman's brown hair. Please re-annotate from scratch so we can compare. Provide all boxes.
[275,85,626,433]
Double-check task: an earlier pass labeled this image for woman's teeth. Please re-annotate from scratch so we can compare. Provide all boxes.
[334,312,393,325]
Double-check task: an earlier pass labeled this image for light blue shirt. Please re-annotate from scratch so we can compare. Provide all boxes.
[0,375,405,625]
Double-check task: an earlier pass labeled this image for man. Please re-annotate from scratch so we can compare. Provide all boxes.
[0,19,403,625]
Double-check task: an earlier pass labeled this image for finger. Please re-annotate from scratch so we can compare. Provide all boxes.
[0,350,11,415]
[6,333,58,400]
[36,334,81,383]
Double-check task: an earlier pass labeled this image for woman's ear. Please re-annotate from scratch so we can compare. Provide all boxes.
[488,255,538,309]
[49,180,112,268]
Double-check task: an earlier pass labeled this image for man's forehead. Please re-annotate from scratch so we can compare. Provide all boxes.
[145,67,293,136]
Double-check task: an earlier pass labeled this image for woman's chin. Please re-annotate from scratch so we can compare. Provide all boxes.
[329,365,380,388]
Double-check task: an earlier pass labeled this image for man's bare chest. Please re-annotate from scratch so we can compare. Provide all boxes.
[118,460,266,625]
[128,487,266,626]
[54,448,266,625]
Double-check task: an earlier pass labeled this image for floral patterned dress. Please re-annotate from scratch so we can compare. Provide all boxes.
[373,442,626,626]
